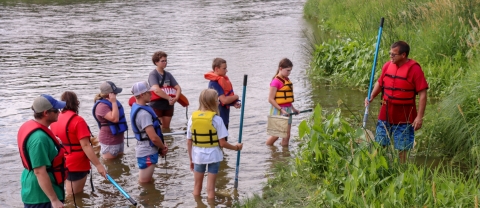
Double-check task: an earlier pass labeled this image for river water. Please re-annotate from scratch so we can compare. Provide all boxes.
[0,0,378,207]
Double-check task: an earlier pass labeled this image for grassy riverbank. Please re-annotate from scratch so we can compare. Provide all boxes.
[304,0,480,98]
[240,106,480,207]
[301,0,480,169]
[239,0,480,206]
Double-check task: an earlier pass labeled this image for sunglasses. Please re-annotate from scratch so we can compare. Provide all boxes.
[47,108,60,113]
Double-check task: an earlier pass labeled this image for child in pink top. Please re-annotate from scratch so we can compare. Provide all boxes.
[266,58,299,146]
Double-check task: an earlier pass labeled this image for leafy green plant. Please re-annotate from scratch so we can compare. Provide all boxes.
[304,0,480,97]
[241,105,480,207]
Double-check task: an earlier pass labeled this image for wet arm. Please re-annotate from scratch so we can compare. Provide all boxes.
[79,137,106,178]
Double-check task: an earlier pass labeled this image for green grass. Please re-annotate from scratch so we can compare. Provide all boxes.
[238,1,480,206]
[422,64,480,170]
[239,105,480,207]
[304,0,480,98]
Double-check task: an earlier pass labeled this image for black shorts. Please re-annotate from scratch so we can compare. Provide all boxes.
[24,201,65,208]
[153,107,174,117]
[67,171,89,181]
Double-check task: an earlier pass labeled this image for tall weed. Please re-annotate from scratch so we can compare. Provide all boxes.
[423,66,480,169]
[243,104,480,206]
[304,0,480,97]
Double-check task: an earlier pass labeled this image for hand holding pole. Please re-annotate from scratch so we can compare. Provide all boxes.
[363,17,384,128]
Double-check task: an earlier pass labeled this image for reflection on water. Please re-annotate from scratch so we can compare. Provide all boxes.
[194,195,215,208]
[137,182,164,207]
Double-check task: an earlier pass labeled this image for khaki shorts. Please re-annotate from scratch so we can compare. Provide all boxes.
[100,142,124,156]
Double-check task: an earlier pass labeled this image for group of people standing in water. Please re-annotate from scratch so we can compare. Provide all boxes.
[17,49,299,207]
[16,40,428,207]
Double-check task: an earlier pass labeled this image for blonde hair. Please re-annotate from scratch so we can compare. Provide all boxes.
[94,93,108,103]
[198,89,219,115]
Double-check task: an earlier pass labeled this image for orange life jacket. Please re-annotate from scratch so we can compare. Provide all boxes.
[274,76,294,105]
[17,120,67,185]
[51,110,91,172]
[204,71,234,106]
[382,60,418,105]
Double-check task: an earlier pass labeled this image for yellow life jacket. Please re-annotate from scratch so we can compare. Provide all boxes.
[191,110,219,147]
[274,76,294,105]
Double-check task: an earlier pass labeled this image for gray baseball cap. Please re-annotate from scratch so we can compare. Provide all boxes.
[32,94,66,113]
[131,81,153,96]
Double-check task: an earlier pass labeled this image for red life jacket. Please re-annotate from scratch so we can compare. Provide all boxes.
[204,71,234,107]
[51,111,91,172]
[382,60,419,105]
[17,120,67,185]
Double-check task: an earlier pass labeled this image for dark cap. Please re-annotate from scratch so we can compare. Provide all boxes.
[100,81,123,94]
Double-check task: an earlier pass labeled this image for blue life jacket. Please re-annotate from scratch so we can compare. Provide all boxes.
[130,103,164,147]
[92,99,128,135]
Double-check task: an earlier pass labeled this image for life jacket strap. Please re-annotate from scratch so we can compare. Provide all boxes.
[192,129,219,144]
[385,74,408,80]
[382,86,415,92]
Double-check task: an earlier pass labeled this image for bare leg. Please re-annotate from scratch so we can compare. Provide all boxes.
[206,173,217,199]
[280,124,292,146]
[160,116,172,130]
[138,165,156,183]
[65,176,88,195]
[266,136,279,145]
[193,171,204,196]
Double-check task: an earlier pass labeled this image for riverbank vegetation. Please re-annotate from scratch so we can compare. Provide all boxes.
[240,0,480,206]
[302,0,480,170]
[304,0,480,98]
[241,106,480,207]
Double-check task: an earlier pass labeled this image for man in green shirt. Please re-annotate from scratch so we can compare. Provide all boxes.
[17,94,66,208]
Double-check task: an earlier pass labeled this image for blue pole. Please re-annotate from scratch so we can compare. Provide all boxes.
[363,17,384,128]
[106,174,137,206]
[234,74,247,189]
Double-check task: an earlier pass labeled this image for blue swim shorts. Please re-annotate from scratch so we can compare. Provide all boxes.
[375,120,414,151]
[193,162,221,174]
[137,154,159,169]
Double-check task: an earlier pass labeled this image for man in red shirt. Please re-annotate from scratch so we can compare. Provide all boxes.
[366,41,429,163]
